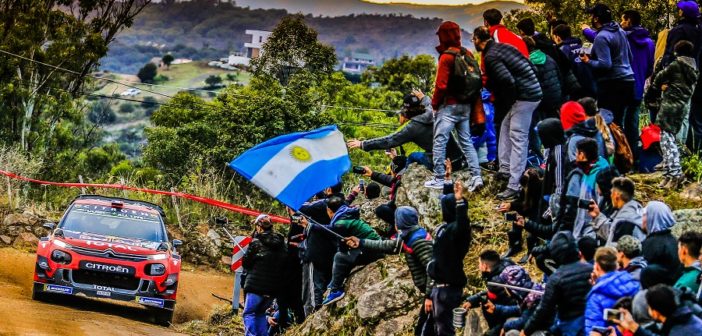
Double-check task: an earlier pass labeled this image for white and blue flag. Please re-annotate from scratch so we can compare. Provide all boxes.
[229,125,351,210]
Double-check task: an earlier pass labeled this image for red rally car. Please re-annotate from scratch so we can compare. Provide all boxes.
[32,195,182,326]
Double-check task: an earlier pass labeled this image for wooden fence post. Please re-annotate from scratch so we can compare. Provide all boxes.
[78,175,86,194]
[170,187,184,232]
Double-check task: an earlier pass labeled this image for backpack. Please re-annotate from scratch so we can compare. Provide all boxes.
[594,115,615,157]
[444,47,483,103]
[609,123,634,173]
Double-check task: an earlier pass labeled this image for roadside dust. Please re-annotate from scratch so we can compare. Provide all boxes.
[0,248,233,335]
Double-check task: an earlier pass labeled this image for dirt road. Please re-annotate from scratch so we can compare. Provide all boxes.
[0,248,234,336]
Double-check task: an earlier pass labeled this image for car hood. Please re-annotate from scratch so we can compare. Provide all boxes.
[60,231,164,255]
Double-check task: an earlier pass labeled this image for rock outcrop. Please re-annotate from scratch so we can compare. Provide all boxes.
[0,210,50,250]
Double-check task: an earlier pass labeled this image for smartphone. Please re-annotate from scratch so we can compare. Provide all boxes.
[603,308,621,322]
[504,212,517,221]
[352,166,366,174]
[592,326,612,335]
[359,179,365,193]
[578,199,594,210]
[291,215,302,224]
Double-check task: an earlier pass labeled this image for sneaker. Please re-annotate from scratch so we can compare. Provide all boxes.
[322,290,345,305]
[424,177,446,189]
[658,176,671,188]
[497,188,519,201]
[467,176,484,193]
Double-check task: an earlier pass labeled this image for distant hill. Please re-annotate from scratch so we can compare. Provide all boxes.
[101,1,524,73]
[236,0,525,29]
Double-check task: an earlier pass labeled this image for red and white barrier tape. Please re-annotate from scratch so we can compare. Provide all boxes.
[0,169,291,224]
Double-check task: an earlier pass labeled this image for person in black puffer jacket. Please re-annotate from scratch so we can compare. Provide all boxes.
[523,231,593,336]
[242,215,287,336]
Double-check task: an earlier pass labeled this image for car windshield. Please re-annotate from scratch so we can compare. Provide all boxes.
[60,203,166,243]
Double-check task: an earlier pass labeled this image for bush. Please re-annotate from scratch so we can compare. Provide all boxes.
[88,101,117,124]
[119,103,135,113]
[137,63,158,83]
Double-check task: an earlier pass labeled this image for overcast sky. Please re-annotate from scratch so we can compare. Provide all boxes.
[367,0,523,4]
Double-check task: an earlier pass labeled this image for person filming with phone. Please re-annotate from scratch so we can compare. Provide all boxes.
[588,177,645,247]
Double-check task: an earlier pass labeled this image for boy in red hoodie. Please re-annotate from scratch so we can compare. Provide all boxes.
[424,21,484,192]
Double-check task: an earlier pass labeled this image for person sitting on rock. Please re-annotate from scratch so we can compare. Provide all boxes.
[463,250,519,335]
[346,89,466,172]
[493,266,544,336]
[588,176,645,246]
[342,206,434,336]
[425,169,472,336]
[313,196,384,305]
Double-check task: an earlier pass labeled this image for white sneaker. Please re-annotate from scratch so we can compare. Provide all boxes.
[424,177,445,189]
[468,176,484,193]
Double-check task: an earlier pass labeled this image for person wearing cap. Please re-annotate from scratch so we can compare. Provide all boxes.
[423,20,484,193]
[342,206,435,336]
[242,214,287,336]
[347,89,466,172]
[580,4,636,145]
[616,235,647,281]
[472,26,542,201]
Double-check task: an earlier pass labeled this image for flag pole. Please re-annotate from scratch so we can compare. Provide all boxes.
[486,282,544,295]
[300,213,345,241]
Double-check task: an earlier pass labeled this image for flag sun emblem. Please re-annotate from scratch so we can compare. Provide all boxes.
[290,146,312,162]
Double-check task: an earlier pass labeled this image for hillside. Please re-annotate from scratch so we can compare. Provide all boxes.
[100,1,524,73]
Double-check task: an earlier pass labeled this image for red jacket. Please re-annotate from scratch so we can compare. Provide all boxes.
[481,25,529,85]
[432,21,465,110]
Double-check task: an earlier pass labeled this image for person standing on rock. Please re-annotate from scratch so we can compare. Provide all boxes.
[425,160,472,335]
[342,206,435,336]
[242,215,287,336]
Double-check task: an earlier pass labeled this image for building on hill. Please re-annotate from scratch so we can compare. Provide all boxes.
[245,30,272,59]
[341,52,375,74]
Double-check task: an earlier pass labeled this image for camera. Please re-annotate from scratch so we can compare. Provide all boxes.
[578,199,594,210]
[504,212,517,221]
[352,166,366,174]
[604,308,621,322]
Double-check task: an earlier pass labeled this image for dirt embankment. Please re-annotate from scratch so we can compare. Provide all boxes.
[0,248,233,336]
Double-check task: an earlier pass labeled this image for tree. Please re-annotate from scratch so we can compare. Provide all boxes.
[138,63,158,83]
[204,75,223,88]
[250,14,337,84]
[88,101,117,124]
[119,103,135,113]
[162,54,174,68]
[361,54,436,94]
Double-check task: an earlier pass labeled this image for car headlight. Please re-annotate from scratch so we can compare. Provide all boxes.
[147,254,167,261]
[50,250,72,264]
[147,263,166,276]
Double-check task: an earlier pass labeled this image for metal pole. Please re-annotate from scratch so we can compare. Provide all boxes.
[486,282,545,295]
[301,214,345,241]
[78,175,86,194]
[233,270,243,313]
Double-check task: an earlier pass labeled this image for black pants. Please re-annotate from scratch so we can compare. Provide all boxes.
[416,306,436,336]
[597,79,635,128]
[429,285,463,336]
[624,99,642,163]
[375,202,397,238]
[329,249,382,291]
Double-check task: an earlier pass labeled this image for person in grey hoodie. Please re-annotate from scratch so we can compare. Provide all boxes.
[642,201,682,274]
[580,4,636,142]
[588,177,645,246]
[347,90,465,171]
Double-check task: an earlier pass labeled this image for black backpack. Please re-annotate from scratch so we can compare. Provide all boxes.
[444,47,482,103]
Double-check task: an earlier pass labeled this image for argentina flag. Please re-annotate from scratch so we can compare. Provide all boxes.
[229,125,351,210]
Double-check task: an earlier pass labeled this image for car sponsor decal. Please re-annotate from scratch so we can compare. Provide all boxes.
[79,261,135,275]
[96,291,111,297]
[45,284,73,295]
[136,296,165,308]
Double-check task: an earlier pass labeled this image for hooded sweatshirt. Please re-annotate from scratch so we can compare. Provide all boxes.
[642,201,682,273]
[559,36,598,98]
[585,271,640,335]
[588,22,635,82]
[530,49,563,116]
[432,21,469,110]
[625,26,655,100]
[328,205,380,242]
[565,118,607,164]
[427,185,471,287]
[592,200,646,246]
[561,157,612,239]
[242,230,287,295]
[662,16,702,68]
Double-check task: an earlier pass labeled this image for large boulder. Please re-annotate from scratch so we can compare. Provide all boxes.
[673,208,702,237]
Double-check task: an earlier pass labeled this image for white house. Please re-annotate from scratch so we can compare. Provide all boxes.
[341,52,375,74]
[244,30,272,59]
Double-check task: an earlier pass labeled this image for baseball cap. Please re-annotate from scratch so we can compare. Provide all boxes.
[617,235,642,256]
[400,93,423,118]
[254,214,272,228]
[678,1,700,19]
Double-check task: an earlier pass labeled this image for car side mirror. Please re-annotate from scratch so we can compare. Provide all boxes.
[172,239,183,248]
[43,223,55,231]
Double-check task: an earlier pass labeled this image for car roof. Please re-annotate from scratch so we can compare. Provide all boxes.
[71,194,166,217]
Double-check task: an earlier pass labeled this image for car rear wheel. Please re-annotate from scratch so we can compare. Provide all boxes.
[154,307,174,327]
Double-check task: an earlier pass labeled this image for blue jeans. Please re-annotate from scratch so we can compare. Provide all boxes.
[244,293,273,336]
[408,152,433,170]
[433,104,481,178]
[551,316,585,336]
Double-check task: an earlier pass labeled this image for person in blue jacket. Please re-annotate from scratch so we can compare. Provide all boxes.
[585,246,640,335]
[472,89,497,165]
